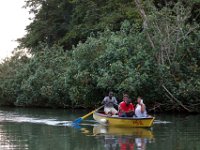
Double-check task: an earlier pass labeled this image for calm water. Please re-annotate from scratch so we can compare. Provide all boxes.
[0,107,199,150]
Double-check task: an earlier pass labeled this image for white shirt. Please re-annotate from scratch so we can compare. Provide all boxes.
[135,104,147,118]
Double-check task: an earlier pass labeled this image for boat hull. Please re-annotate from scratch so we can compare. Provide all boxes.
[93,112,155,128]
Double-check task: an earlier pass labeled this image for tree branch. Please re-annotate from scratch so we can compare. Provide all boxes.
[134,0,155,49]
[162,84,192,112]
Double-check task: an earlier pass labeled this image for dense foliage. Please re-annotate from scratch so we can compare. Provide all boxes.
[18,0,139,51]
[0,0,200,112]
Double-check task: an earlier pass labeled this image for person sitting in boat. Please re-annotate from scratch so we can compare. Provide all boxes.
[118,94,135,117]
[135,96,147,118]
[102,91,118,116]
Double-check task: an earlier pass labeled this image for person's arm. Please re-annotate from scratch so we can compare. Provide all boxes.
[119,102,125,113]
[128,104,134,112]
[102,97,106,105]
[141,104,145,113]
[118,105,121,112]
[113,97,118,106]
[131,104,135,112]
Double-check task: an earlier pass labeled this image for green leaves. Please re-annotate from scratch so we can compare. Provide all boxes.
[64,21,159,105]
[19,0,139,52]
[0,1,200,111]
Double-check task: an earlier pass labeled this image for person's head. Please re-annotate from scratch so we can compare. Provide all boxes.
[123,94,131,104]
[108,91,113,98]
[137,96,143,104]
[123,94,129,101]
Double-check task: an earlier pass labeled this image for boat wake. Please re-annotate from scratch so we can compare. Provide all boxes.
[0,113,170,126]
[153,120,172,124]
[0,110,169,127]
[1,116,72,126]
[0,111,97,127]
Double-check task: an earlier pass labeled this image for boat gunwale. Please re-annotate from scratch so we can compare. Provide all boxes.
[94,111,155,120]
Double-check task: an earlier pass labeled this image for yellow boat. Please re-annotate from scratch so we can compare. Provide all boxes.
[93,110,155,128]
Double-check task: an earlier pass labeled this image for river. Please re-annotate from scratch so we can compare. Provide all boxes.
[0,107,199,150]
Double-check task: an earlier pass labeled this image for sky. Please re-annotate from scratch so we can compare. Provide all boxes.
[0,0,31,61]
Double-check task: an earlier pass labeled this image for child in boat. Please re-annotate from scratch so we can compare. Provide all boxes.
[135,96,147,118]
[102,91,118,116]
[118,94,135,117]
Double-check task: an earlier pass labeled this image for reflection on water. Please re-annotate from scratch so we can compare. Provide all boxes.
[91,125,154,150]
[0,107,200,150]
[0,107,100,150]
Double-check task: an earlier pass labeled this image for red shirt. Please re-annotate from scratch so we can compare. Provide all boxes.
[119,101,134,112]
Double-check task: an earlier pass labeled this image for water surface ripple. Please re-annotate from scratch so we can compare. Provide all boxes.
[0,107,199,150]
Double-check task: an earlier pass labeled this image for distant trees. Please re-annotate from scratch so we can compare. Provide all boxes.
[0,0,200,112]
[0,47,69,107]
[18,0,139,52]
[18,0,73,51]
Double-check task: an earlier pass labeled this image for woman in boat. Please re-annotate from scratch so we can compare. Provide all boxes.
[118,94,135,117]
[135,96,147,118]
[102,91,118,116]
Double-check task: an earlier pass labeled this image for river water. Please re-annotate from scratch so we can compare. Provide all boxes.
[0,107,199,150]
